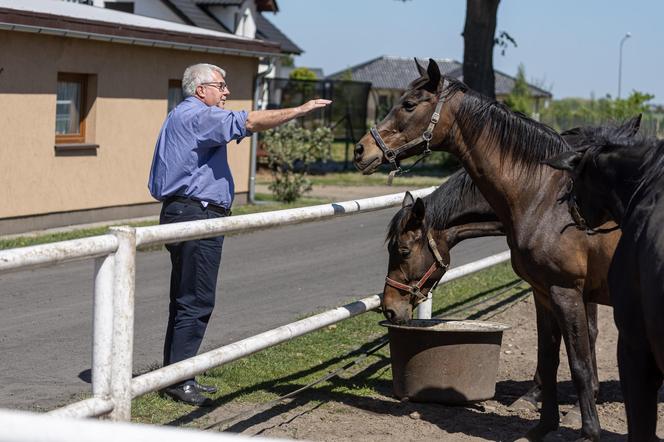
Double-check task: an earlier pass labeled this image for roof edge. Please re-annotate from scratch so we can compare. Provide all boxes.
[0,6,281,57]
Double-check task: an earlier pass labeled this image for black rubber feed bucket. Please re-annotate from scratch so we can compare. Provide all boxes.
[381,319,510,404]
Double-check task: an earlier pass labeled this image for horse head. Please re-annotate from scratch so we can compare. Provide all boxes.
[354,58,460,174]
[545,115,645,230]
[382,192,451,324]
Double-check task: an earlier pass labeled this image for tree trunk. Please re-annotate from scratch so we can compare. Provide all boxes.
[463,0,499,99]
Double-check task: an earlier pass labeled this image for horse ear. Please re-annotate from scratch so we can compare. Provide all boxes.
[412,198,426,222]
[402,191,415,208]
[542,150,584,173]
[617,114,642,137]
[414,58,427,77]
[424,58,441,93]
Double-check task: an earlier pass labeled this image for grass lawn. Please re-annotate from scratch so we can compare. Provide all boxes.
[256,141,458,188]
[256,168,449,188]
[131,261,523,426]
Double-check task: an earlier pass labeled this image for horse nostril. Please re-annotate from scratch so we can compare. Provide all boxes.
[354,143,364,157]
[383,309,396,322]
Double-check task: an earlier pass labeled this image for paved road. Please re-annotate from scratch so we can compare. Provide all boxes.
[0,208,507,410]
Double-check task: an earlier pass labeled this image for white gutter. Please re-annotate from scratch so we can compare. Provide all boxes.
[248,58,275,204]
[0,22,280,58]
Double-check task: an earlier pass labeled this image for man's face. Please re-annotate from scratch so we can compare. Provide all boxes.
[196,71,230,108]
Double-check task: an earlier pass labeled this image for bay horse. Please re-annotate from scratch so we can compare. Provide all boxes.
[383,128,613,414]
[545,130,664,441]
[354,58,636,441]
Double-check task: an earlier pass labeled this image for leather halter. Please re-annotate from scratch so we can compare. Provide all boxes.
[559,179,620,235]
[370,80,450,183]
[384,231,449,306]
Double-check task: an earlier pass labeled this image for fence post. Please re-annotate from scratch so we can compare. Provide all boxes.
[108,227,136,421]
[92,254,115,417]
[414,292,432,319]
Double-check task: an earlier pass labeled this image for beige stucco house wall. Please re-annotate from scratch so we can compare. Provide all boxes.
[0,30,264,234]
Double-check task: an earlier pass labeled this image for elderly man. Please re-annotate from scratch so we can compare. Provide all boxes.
[148,63,331,406]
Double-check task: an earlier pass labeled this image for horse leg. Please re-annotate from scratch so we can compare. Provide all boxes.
[523,295,561,441]
[618,334,661,441]
[562,302,599,427]
[549,286,600,442]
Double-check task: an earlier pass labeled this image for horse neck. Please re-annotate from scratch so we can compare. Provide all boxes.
[437,93,565,226]
[425,171,499,231]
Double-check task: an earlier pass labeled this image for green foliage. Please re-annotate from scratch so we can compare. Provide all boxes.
[599,91,655,121]
[503,63,532,115]
[263,122,333,202]
[541,90,655,131]
[338,69,353,81]
[288,67,317,81]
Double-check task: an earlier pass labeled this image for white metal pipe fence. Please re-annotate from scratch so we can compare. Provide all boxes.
[0,186,511,432]
[0,408,280,442]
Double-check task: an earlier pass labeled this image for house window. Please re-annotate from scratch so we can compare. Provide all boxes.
[104,2,134,13]
[55,73,87,144]
[168,79,183,113]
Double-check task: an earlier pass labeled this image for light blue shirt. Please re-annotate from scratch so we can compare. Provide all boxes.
[148,96,249,208]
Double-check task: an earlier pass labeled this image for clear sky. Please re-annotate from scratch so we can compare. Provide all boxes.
[269,0,664,103]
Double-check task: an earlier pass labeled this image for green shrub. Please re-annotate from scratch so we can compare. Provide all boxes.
[541,91,655,131]
[504,63,533,115]
[288,67,317,81]
[263,123,333,202]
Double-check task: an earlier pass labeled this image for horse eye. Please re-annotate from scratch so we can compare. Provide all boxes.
[402,101,417,111]
[399,247,411,258]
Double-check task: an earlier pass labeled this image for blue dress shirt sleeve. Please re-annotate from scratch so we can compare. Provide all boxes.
[194,107,249,146]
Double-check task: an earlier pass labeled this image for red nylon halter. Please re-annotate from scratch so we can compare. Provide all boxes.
[384,230,449,306]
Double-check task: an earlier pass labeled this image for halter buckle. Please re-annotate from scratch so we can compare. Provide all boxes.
[430,112,440,124]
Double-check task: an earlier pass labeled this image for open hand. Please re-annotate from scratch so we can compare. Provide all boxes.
[298,99,332,115]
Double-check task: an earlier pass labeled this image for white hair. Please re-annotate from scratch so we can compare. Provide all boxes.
[182,63,227,97]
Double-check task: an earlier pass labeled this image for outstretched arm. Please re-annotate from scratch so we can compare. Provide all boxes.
[245,99,332,132]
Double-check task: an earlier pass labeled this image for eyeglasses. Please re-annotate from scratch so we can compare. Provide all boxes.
[201,82,228,92]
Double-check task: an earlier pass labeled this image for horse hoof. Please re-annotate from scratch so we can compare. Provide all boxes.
[561,405,582,428]
[508,396,539,411]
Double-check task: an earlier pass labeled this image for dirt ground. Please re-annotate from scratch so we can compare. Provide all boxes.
[207,296,664,441]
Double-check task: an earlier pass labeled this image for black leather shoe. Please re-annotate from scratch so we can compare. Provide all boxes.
[194,381,217,394]
[163,384,213,407]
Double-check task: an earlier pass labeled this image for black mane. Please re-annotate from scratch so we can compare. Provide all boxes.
[584,132,664,203]
[445,77,569,176]
[386,169,482,244]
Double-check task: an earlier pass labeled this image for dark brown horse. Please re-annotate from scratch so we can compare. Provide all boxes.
[384,166,596,415]
[545,129,664,442]
[383,171,503,318]
[355,58,637,441]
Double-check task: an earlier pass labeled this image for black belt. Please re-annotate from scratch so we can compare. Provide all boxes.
[164,196,231,216]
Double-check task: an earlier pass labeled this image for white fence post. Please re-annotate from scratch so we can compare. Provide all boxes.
[92,254,115,417]
[414,292,433,319]
[108,227,136,422]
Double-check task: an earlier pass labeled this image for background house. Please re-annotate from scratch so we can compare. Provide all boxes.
[328,56,553,123]
[83,0,302,78]
[0,0,298,235]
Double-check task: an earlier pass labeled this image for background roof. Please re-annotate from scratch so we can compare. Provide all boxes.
[329,56,551,98]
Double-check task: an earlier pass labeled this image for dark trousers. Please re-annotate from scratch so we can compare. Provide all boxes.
[160,199,227,386]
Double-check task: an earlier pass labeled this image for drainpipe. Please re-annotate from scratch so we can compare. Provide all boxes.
[248,58,274,204]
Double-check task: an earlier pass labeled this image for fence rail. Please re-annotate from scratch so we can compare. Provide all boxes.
[1,186,511,435]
